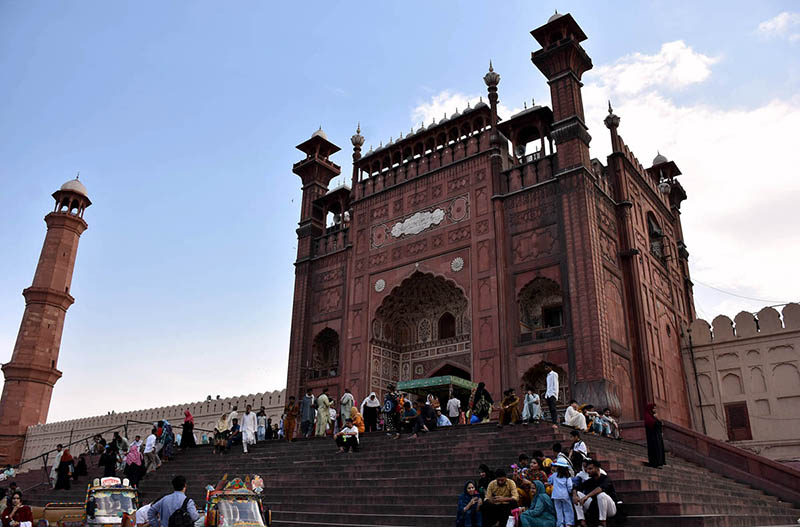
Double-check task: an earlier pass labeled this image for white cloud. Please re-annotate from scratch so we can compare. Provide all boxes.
[757,12,800,42]
[411,41,800,320]
[590,41,718,96]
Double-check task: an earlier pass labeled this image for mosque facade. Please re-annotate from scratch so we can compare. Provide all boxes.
[285,13,696,427]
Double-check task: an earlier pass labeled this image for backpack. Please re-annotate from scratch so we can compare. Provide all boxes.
[168,497,194,527]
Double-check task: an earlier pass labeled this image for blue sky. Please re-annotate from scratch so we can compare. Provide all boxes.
[1,1,799,422]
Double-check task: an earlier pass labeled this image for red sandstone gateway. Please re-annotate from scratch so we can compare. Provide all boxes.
[285,12,694,428]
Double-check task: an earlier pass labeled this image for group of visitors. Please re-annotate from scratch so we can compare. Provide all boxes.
[454,364,668,526]
[45,414,198,491]
[460,444,622,527]
[211,405,280,454]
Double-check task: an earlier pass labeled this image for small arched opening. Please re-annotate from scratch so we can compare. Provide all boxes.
[308,328,339,380]
[518,277,564,342]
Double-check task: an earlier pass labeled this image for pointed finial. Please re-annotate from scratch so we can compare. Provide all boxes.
[532,97,535,106]
[524,101,527,109]
[443,112,447,119]
[604,100,620,129]
[480,96,483,102]
[483,62,500,87]
[351,122,365,147]
[466,101,471,109]
[76,171,80,180]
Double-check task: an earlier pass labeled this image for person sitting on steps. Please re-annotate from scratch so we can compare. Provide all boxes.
[573,459,620,527]
[569,430,589,471]
[334,417,359,453]
[497,388,521,427]
[482,469,519,527]
[564,400,588,431]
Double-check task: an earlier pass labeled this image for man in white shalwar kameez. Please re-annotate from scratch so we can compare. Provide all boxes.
[564,400,588,431]
[315,388,332,437]
[49,444,64,487]
[240,405,258,453]
[339,389,355,428]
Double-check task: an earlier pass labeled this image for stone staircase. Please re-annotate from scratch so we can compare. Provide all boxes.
[20,423,800,526]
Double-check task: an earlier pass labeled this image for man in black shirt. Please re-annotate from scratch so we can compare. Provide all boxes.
[573,459,618,525]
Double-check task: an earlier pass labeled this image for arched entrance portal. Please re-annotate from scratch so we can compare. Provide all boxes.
[521,362,569,402]
[369,272,471,394]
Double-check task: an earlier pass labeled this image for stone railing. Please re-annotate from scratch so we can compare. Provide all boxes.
[621,420,800,506]
[500,153,556,194]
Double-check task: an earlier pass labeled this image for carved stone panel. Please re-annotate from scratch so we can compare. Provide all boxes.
[370,194,470,249]
[511,225,558,264]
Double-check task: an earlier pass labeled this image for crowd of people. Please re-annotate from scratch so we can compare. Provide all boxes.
[0,364,668,527]
[455,363,668,527]
[460,441,625,527]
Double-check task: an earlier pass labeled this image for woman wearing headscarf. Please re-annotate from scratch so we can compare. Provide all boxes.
[471,382,493,423]
[349,407,365,434]
[519,480,557,527]
[214,413,229,455]
[360,392,381,432]
[98,446,116,477]
[455,481,482,527]
[54,448,74,490]
[1,491,33,527]
[160,420,175,461]
[75,454,88,478]
[180,410,196,449]
[644,402,666,468]
[123,446,143,488]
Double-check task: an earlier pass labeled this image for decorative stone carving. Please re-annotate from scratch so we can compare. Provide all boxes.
[451,257,464,272]
[375,279,386,292]
[391,208,446,238]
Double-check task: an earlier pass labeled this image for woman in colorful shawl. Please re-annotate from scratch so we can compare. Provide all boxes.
[180,410,196,449]
[360,392,381,432]
[455,480,482,527]
[349,407,365,434]
[54,448,74,490]
[213,413,229,454]
[471,382,493,423]
[644,402,666,468]
[123,446,143,487]
[159,420,175,461]
[519,480,557,527]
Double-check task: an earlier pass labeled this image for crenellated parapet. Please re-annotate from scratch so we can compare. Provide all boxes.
[683,303,800,465]
[690,303,800,344]
[19,389,285,469]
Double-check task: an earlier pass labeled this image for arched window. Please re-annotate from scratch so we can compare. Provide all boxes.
[310,328,339,380]
[647,212,666,263]
[518,277,563,342]
[438,312,456,339]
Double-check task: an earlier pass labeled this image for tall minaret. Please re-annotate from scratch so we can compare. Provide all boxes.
[0,178,91,464]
